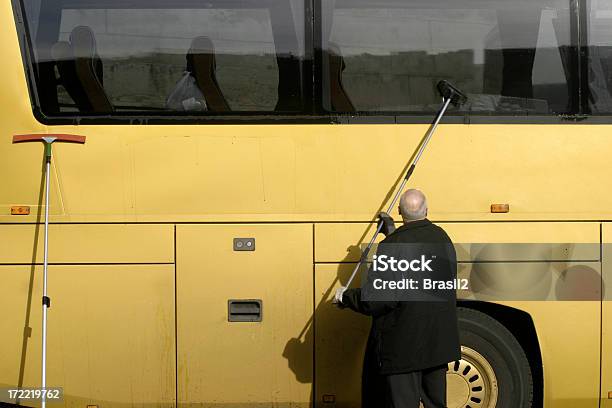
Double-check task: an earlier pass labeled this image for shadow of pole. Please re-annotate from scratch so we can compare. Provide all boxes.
[283,251,370,406]
[17,152,47,389]
[296,121,435,341]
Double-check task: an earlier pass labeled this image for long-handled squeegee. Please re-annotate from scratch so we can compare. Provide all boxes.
[12,133,86,408]
[343,80,467,289]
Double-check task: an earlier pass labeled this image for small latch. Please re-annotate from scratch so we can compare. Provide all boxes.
[233,238,255,251]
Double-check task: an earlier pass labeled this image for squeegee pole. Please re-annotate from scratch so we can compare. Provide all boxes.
[41,140,54,408]
[12,134,86,408]
[344,97,453,289]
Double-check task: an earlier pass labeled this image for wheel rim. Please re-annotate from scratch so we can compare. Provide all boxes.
[446,345,498,408]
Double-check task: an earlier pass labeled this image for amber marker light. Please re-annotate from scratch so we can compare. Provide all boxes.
[10,206,30,215]
[491,203,510,213]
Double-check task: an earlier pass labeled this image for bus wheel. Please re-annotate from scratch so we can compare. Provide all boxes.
[446,307,534,408]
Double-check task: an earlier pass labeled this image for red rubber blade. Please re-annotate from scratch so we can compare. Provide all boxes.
[13,134,86,144]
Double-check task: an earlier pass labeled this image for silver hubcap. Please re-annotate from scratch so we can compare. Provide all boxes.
[446,346,499,408]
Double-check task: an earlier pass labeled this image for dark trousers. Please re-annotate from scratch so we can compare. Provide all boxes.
[361,336,447,408]
[384,365,447,408]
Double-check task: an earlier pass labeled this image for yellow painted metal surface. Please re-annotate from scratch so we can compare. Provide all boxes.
[0,224,174,263]
[176,224,312,407]
[500,301,601,408]
[602,224,612,408]
[6,123,612,223]
[315,222,600,262]
[314,223,383,263]
[314,263,369,408]
[0,264,175,407]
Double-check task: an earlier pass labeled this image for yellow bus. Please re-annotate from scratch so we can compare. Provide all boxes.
[0,0,610,407]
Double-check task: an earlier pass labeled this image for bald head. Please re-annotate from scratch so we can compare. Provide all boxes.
[399,189,428,222]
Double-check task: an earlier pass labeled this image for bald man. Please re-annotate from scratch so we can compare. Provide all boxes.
[335,189,460,408]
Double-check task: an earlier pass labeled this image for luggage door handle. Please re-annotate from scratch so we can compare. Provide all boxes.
[228,299,262,322]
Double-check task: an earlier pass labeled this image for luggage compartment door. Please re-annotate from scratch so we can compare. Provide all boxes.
[177,224,313,406]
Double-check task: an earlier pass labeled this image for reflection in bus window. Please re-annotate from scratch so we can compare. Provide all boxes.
[588,0,612,113]
[20,0,305,116]
[321,0,573,114]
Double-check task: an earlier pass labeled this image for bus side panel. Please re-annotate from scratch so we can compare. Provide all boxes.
[504,301,600,408]
[176,224,313,407]
[0,223,175,407]
[0,264,176,408]
[314,263,369,408]
[0,224,174,264]
[7,125,612,224]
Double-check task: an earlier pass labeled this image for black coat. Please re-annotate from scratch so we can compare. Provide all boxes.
[341,218,461,375]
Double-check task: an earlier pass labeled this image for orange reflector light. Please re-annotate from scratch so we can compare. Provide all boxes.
[608,391,612,399]
[491,204,509,213]
[11,206,30,215]
[322,394,336,403]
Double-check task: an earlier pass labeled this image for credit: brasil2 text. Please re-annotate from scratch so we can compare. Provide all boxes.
[372,278,469,290]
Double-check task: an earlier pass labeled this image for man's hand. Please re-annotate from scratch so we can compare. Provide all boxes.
[333,286,347,305]
[378,211,396,237]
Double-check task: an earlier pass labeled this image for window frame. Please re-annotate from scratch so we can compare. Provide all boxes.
[314,0,587,118]
[12,0,612,124]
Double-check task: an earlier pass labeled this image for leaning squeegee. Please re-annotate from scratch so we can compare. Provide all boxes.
[12,133,87,408]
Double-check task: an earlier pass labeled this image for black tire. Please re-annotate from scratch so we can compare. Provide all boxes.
[455,307,533,408]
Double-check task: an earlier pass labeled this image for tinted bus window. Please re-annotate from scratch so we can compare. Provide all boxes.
[588,0,612,113]
[321,0,573,115]
[19,0,305,117]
